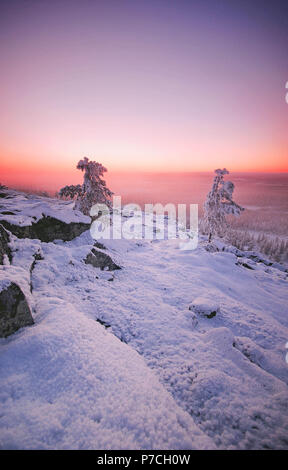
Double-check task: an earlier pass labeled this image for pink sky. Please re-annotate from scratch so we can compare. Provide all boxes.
[0,1,287,190]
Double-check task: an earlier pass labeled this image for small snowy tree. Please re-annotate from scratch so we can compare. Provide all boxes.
[58,184,82,200]
[59,158,113,215]
[204,168,244,242]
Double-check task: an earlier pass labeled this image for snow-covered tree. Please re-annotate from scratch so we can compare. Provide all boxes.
[59,158,113,215]
[204,168,244,242]
[58,184,82,200]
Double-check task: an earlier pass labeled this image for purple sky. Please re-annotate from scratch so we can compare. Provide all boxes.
[0,0,287,189]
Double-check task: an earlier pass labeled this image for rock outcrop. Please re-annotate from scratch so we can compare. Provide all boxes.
[1,216,90,243]
[0,282,34,338]
[84,248,121,271]
[0,224,11,264]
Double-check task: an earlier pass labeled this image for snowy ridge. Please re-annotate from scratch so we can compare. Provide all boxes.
[0,189,90,226]
[0,192,288,449]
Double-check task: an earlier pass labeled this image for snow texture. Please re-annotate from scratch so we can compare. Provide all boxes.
[0,191,288,449]
[189,296,220,318]
[0,189,90,226]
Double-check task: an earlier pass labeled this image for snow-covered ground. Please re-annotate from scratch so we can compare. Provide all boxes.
[0,188,90,226]
[0,191,288,449]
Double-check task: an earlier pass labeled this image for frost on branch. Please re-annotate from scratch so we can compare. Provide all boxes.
[59,158,113,215]
[58,184,82,200]
[204,168,244,242]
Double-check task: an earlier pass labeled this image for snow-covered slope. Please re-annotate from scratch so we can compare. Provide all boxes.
[0,191,287,449]
[0,188,90,226]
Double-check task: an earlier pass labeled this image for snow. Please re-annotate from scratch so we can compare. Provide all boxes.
[189,296,220,317]
[0,278,12,292]
[0,189,90,226]
[0,191,288,449]
[0,300,211,450]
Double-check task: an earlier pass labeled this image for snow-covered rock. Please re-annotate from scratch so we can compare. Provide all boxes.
[0,188,90,226]
[0,189,91,242]
[0,281,34,338]
[236,258,256,270]
[0,225,11,264]
[1,216,90,243]
[189,296,220,318]
[84,247,121,271]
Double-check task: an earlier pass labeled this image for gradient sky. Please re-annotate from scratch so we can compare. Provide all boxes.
[0,0,287,189]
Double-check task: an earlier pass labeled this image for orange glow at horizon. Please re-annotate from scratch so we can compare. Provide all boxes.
[0,1,287,191]
[1,153,287,194]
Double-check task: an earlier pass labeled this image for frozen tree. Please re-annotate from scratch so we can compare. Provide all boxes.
[59,158,113,215]
[204,168,244,242]
[59,184,82,200]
